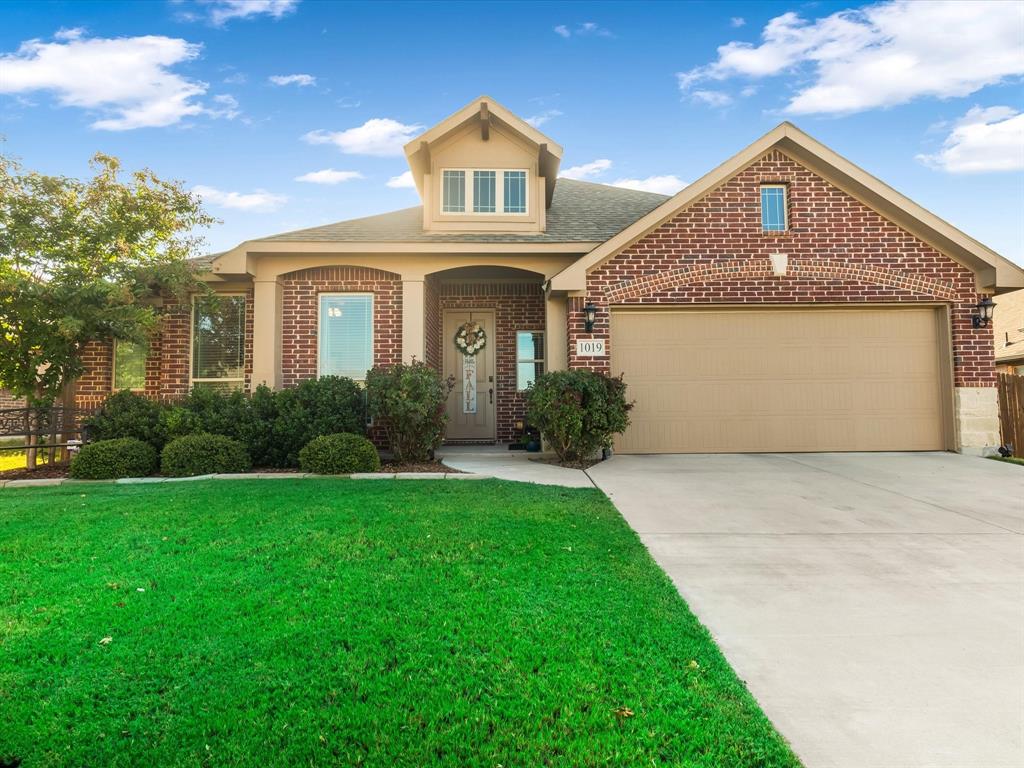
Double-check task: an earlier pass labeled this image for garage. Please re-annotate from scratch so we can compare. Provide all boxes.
[610,306,950,453]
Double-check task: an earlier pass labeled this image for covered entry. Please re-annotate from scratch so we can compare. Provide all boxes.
[610,306,950,453]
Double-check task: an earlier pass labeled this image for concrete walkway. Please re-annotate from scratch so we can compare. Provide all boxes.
[588,452,1024,768]
[437,445,594,487]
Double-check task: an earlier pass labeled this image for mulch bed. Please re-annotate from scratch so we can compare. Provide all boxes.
[0,464,68,480]
[2,461,460,481]
[530,456,603,470]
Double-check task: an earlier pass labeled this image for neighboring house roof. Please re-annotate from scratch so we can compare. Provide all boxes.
[242,179,668,245]
[549,122,1024,293]
[995,288,1024,364]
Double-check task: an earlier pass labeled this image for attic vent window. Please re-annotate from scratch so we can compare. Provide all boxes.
[760,184,788,232]
[441,168,529,216]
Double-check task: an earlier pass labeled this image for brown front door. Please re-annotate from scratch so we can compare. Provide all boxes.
[444,310,496,441]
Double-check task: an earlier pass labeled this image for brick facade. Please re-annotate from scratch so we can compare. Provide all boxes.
[279,267,402,387]
[435,281,545,442]
[73,288,254,409]
[569,150,994,389]
[0,389,26,410]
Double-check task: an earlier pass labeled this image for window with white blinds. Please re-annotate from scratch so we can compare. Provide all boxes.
[113,339,146,391]
[191,294,246,388]
[319,293,374,381]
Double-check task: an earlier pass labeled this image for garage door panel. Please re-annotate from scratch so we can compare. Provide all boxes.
[611,308,945,453]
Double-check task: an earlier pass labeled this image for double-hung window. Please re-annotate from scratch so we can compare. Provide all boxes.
[113,339,146,391]
[191,294,246,390]
[760,184,788,232]
[441,169,529,215]
[319,294,374,382]
[515,331,545,390]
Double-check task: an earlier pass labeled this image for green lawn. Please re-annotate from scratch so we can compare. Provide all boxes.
[0,480,798,767]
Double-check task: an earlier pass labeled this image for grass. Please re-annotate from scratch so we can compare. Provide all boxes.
[0,480,799,767]
[987,455,1024,466]
[0,439,50,472]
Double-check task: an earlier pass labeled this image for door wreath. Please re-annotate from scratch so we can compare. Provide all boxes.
[454,321,487,356]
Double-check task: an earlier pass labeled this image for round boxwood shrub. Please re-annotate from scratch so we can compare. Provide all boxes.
[83,390,166,449]
[525,370,633,464]
[69,438,158,480]
[298,432,380,474]
[160,433,251,477]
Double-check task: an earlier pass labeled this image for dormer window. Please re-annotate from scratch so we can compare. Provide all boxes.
[441,168,529,215]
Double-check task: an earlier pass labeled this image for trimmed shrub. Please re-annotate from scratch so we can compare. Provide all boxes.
[525,370,632,464]
[158,405,203,442]
[83,390,166,448]
[366,361,453,462]
[299,433,380,474]
[240,384,279,467]
[183,386,254,442]
[269,376,366,467]
[69,438,158,480]
[160,433,251,477]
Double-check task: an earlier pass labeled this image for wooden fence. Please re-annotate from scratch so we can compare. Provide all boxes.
[997,373,1024,455]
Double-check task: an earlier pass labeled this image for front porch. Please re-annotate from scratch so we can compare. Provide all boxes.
[422,266,551,444]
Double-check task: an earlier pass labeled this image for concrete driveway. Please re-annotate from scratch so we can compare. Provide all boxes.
[588,452,1024,768]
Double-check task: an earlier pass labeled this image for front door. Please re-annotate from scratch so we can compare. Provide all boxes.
[443,309,496,441]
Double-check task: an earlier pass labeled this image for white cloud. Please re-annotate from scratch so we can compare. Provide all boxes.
[917,106,1024,173]
[678,0,1024,115]
[207,94,241,119]
[730,17,746,28]
[269,73,315,87]
[303,118,423,156]
[203,0,299,26]
[54,27,86,41]
[193,185,287,211]
[386,170,415,189]
[294,168,364,184]
[560,158,612,180]
[0,32,215,130]
[691,90,733,108]
[525,109,563,128]
[554,21,612,38]
[612,175,687,195]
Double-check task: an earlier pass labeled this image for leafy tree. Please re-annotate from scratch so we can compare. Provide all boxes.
[0,152,214,405]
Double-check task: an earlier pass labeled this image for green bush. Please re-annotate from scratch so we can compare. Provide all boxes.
[299,433,380,474]
[366,361,453,462]
[268,376,366,467]
[183,386,255,442]
[160,433,251,477]
[525,370,632,464]
[84,390,166,448]
[158,405,203,442]
[69,438,158,479]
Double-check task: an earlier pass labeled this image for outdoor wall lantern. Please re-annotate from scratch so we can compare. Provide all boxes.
[972,296,996,328]
[583,302,598,333]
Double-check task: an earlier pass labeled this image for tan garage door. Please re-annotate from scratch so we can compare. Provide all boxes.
[611,307,947,453]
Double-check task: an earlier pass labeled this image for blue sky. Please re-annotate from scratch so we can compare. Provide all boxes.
[2,0,1022,263]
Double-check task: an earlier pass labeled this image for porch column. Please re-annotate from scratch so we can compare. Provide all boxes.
[251,277,283,389]
[545,294,568,371]
[402,279,426,364]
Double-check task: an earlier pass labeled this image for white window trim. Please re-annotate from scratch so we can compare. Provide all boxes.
[760,183,789,232]
[316,292,375,383]
[439,168,530,216]
[112,339,146,392]
[189,293,247,388]
[515,329,546,391]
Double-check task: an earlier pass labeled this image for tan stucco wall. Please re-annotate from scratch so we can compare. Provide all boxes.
[994,288,1024,366]
[954,386,1001,455]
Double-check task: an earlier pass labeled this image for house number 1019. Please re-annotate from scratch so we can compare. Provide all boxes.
[576,339,607,357]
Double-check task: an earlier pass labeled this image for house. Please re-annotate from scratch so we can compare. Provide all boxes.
[994,289,1024,375]
[72,96,1024,455]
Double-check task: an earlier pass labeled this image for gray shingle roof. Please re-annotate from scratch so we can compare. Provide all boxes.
[249,179,670,245]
